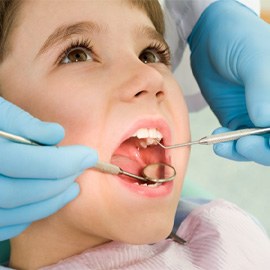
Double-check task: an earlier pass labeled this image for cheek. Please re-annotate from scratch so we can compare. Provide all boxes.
[2,68,102,119]
[164,79,190,194]
[166,81,190,141]
[5,74,108,142]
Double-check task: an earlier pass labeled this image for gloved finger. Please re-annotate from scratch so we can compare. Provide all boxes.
[0,173,80,209]
[238,42,270,127]
[236,136,270,166]
[227,113,254,131]
[0,142,97,179]
[0,97,64,145]
[0,223,30,241]
[212,127,248,161]
[245,77,270,127]
[0,182,79,227]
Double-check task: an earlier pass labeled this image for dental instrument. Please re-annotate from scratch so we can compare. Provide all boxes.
[168,231,187,245]
[94,161,176,183]
[156,127,270,149]
[0,130,40,146]
[2,127,269,184]
[0,130,176,183]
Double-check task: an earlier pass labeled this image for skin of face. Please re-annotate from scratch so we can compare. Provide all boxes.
[0,0,190,267]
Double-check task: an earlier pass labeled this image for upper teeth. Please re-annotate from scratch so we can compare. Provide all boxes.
[132,128,163,139]
[132,128,163,148]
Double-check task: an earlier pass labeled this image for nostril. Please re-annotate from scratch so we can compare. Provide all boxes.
[135,90,148,97]
[134,90,165,99]
[156,91,164,100]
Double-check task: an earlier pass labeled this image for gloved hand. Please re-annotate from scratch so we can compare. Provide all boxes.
[188,0,270,165]
[0,97,98,241]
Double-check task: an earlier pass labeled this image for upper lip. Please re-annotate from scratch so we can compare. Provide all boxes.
[111,116,172,155]
[118,118,171,146]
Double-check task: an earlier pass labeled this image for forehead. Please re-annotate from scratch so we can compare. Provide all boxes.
[17,0,154,30]
[11,0,156,50]
[3,0,159,64]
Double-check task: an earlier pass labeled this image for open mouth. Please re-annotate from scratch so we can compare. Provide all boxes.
[111,128,169,186]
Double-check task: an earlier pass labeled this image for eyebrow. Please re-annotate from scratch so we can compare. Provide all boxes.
[37,22,167,58]
[136,25,167,46]
[37,21,103,57]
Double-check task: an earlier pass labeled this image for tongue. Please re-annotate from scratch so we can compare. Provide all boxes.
[111,155,143,176]
[111,137,165,175]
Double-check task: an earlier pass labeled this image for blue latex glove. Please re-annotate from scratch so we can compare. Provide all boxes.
[188,0,270,165]
[0,97,98,241]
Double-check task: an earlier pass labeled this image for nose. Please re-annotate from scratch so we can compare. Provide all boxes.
[116,60,166,103]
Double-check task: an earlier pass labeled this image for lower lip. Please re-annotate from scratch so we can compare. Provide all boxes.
[115,175,174,197]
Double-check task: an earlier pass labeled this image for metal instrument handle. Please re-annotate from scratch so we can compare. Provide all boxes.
[94,161,121,175]
[0,130,39,145]
[198,127,270,145]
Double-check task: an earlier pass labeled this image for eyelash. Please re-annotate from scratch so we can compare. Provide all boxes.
[57,38,93,64]
[144,42,171,66]
[57,38,171,66]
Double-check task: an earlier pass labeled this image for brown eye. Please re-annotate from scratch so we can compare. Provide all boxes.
[61,47,92,64]
[139,50,160,64]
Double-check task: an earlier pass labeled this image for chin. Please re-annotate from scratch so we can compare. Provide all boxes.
[118,218,174,245]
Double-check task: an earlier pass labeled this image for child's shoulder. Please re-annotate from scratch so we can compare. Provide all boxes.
[180,198,264,227]
[175,199,270,269]
[176,198,268,239]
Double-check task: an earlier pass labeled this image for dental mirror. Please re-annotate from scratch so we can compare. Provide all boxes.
[142,162,176,183]
[95,161,176,183]
[0,130,176,183]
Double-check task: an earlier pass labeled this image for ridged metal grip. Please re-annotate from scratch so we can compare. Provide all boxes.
[198,128,270,145]
[94,161,121,175]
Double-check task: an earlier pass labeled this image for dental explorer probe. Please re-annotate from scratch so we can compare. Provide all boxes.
[156,127,270,149]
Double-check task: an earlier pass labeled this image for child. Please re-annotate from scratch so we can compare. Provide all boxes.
[0,0,269,269]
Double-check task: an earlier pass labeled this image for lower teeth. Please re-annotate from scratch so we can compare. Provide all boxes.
[133,182,161,187]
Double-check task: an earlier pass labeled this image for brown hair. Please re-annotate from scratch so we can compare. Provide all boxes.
[128,0,165,35]
[0,0,21,62]
[0,0,164,62]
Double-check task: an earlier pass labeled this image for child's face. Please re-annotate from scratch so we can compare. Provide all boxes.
[0,0,190,245]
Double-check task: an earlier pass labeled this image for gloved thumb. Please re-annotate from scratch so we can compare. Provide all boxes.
[237,24,270,127]
[244,70,270,127]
